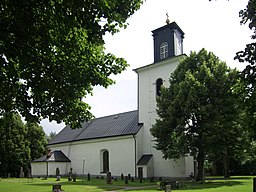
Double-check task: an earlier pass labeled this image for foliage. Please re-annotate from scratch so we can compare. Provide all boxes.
[0,112,30,177]
[151,49,242,181]
[46,131,57,142]
[0,112,48,176]
[0,0,143,128]
[234,0,256,133]
[26,122,47,161]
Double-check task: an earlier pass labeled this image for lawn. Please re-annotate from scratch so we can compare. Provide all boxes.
[0,176,253,192]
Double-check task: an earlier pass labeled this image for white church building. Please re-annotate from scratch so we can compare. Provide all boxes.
[31,22,194,179]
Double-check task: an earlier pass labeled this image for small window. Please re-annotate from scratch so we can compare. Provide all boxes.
[156,78,163,96]
[160,42,168,59]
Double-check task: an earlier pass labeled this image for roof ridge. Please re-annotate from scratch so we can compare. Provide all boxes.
[91,110,138,120]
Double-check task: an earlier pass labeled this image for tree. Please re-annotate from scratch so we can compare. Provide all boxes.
[151,49,242,181]
[0,112,30,177]
[0,0,143,128]
[26,122,47,161]
[234,0,256,134]
[46,131,57,142]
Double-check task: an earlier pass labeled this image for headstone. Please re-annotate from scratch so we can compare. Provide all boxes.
[27,168,31,178]
[7,173,10,178]
[72,173,76,182]
[124,176,128,184]
[128,173,131,180]
[121,173,124,180]
[139,177,142,183]
[131,177,134,182]
[87,173,90,181]
[56,175,61,181]
[106,172,112,184]
[52,184,61,192]
[165,184,171,192]
[68,172,72,181]
[19,167,24,178]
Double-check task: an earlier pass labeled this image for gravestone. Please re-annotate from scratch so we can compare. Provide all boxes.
[165,184,171,192]
[106,172,112,184]
[52,184,62,192]
[56,175,61,181]
[68,168,73,181]
[72,173,76,182]
[19,167,24,178]
[68,172,72,181]
[121,173,124,180]
[27,168,32,178]
[124,176,128,184]
[128,173,131,180]
[87,173,90,181]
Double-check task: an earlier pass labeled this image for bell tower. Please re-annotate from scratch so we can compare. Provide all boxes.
[152,21,184,63]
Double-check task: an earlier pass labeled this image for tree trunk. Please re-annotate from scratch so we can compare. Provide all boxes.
[196,150,205,181]
[223,149,230,178]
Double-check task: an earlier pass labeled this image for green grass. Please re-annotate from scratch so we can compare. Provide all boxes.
[0,176,253,192]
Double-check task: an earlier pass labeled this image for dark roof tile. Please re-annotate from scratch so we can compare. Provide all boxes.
[48,110,142,145]
[137,154,153,165]
[32,150,71,162]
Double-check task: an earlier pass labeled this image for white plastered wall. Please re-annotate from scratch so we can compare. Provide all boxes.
[48,135,137,177]
[31,162,47,176]
[136,55,194,178]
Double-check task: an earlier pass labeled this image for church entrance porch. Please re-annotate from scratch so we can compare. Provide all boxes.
[136,154,153,179]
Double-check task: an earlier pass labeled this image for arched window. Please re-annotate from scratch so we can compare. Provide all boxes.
[100,149,109,173]
[103,151,109,173]
[160,42,168,59]
[156,78,163,96]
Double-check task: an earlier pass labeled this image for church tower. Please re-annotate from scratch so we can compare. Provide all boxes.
[152,21,184,63]
[134,21,194,178]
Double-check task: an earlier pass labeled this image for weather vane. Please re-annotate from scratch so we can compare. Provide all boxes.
[166,13,170,24]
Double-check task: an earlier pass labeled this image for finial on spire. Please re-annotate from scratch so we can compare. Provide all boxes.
[166,13,170,24]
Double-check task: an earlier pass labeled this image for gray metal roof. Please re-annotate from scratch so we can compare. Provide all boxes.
[48,110,142,145]
[32,150,71,162]
[137,154,153,165]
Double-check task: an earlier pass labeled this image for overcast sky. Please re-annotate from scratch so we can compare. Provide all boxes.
[41,0,252,134]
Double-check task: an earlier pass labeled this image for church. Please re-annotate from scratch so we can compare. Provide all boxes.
[31,21,194,179]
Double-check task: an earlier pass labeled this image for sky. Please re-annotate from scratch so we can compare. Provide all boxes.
[41,0,252,134]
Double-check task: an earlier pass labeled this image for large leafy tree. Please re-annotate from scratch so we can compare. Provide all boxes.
[234,0,256,135]
[151,49,243,181]
[26,122,47,161]
[0,0,143,128]
[0,113,30,177]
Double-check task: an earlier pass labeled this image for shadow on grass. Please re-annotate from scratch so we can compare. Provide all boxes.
[25,177,250,191]
[178,180,244,190]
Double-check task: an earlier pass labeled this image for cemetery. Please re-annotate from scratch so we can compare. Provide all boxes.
[0,176,253,192]
[0,170,254,192]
